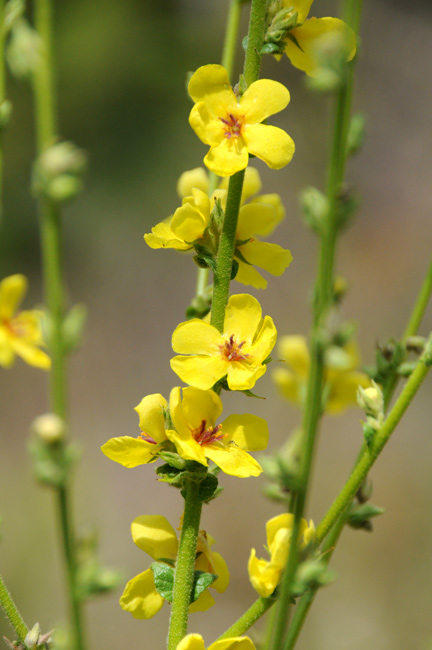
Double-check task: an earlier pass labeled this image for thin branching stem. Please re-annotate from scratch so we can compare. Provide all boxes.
[32,2,85,649]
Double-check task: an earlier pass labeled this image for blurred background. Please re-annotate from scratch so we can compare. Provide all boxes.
[0,0,431,648]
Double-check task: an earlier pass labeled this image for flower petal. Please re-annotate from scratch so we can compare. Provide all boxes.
[222,413,269,451]
[172,319,223,355]
[170,190,210,242]
[204,138,249,177]
[209,551,230,593]
[249,194,285,236]
[223,294,263,343]
[234,262,268,290]
[272,367,302,404]
[326,370,370,414]
[170,355,228,390]
[204,444,262,478]
[285,17,356,76]
[101,436,158,468]
[165,427,208,465]
[248,548,280,598]
[249,315,277,363]
[188,64,231,104]
[134,393,167,442]
[119,569,165,619]
[226,362,267,391]
[285,0,314,24]
[240,79,290,123]
[219,166,262,202]
[244,123,295,170]
[209,639,256,650]
[11,337,51,369]
[189,589,216,613]
[236,203,278,241]
[239,241,293,276]
[189,103,225,146]
[176,635,206,650]
[177,386,223,430]
[279,335,310,377]
[177,167,209,198]
[144,218,191,250]
[0,274,27,320]
[131,515,178,559]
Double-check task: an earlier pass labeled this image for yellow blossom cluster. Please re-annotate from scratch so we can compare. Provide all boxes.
[0,274,50,370]
[99,14,359,635]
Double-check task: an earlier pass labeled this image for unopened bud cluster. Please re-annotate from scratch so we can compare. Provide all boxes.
[32,141,87,203]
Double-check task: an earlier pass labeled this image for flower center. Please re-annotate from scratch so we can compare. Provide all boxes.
[192,419,226,446]
[219,112,244,139]
[219,334,250,362]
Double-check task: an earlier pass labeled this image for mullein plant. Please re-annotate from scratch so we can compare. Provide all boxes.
[1,2,432,650]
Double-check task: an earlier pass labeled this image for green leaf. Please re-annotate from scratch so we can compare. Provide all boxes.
[150,563,175,602]
[190,571,217,603]
[158,451,186,470]
[234,247,252,265]
[230,259,239,280]
[197,473,219,503]
[156,463,186,486]
[242,389,266,399]
[285,31,304,52]
[260,42,285,55]
[347,503,385,531]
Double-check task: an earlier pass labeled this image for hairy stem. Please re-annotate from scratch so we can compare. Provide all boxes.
[0,575,28,644]
[217,597,276,641]
[316,333,432,544]
[32,2,85,649]
[268,2,362,646]
[210,0,268,332]
[167,478,204,650]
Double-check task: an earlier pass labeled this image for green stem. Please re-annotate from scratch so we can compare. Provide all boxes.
[217,597,276,640]
[285,252,432,647]
[167,478,204,650]
[268,3,362,646]
[210,0,268,332]
[384,256,432,409]
[194,0,244,305]
[32,2,85,649]
[0,575,28,644]
[283,511,347,650]
[210,169,245,332]
[0,0,5,220]
[221,0,243,75]
[402,256,432,341]
[242,0,268,87]
[316,333,432,545]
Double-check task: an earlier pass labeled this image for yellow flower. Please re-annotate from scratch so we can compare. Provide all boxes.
[171,294,277,391]
[176,634,256,650]
[0,274,50,369]
[166,386,268,478]
[120,515,229,619]
[248,513,315,598]
[144,167,292,289]
[280,0,356,76]
[273,335,370,414]
[188,64,295,176]
[101,393,169,467]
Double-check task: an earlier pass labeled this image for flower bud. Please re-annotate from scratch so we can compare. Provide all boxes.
[300,186,329,232]
[357,381,383,420]
[346,112,366,156]
[6,19,41,78]
[24,622,41,649]
[32,413,66,444]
